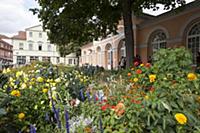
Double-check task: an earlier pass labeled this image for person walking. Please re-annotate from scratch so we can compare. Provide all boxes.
[119,56,126,69]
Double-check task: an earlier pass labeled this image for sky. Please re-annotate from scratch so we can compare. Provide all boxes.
[0,0,195,37]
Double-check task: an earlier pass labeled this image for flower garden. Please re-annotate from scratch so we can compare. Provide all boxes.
[0,48,200,133]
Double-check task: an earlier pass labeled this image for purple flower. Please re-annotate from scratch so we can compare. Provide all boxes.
[30,125,36,133]
[93,93,96,103]
[56,108,61,129]
[86,91,90,103]
[45,112,49,121]
[65,110,70,133]
[80,89,84,101]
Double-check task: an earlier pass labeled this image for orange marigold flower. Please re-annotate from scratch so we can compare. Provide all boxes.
[149,74,156,82]
[115,102,125,116]
[136,69,142,74]
[145,63,151,68]
[127,73,131,76]
[11,90,21,97]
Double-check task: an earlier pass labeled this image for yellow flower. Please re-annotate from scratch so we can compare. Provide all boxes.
[51,82,56,87]
[140,64,144,67]
[131,67,134,71]
[37,77,44,82]
[145,95,149,100]
[175,113,187,125]
[149,74,156,82]
[16,71,23,78]
[133,78,139,82]
[9,77,14,82]
[187,73,197,81]
[18,113,25,120]
[6,68,11,73]
[2,69,6,74]
[10,90,21,97]
[42,88,48,93]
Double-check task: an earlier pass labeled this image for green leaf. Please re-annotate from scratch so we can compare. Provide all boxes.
[161,101,171,112]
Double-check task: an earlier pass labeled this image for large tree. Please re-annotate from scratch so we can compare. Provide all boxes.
[32,0,185,67]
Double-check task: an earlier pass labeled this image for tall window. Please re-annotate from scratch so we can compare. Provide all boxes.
[187,22,200,64]
[97,47,101,66]
[150,30,167,53]
[29,32,33,37]
[120,40,126,58]
[39,32,42,38]
[17,56,26,64]
[68,59,72,64]
[19,43,24,50]
[106,44,113,69]
[48,44,51,51]
[38,44,42,51]
[57,57,60,63]
[29,43,33,50]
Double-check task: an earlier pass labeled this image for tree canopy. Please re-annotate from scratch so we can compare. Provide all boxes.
[32,0,186,66]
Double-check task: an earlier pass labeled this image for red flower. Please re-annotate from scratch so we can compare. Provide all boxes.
[134,61,139,67]
[111,106,116,109]
[101,104,110,111]
[149,87,155,92]
[103,99,107,103]
[131,99,142,104]
[95,97,99,101]
[145,63,151,68]
[136,69,142,74]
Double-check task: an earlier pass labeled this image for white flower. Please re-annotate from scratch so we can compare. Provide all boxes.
[75,99,80,107]
[36,70,40,73]
[51,87,56,91]
[55,78,61,83]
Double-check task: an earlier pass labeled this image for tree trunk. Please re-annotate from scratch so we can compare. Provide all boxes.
[122,0,134,68]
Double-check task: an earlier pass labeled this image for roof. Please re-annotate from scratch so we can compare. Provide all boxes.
[0,34,9,39]
[11,31,26,40]
[0,39,13,47]
[139,0,200,27]
[81,42,93,49]
[25,24,42,30]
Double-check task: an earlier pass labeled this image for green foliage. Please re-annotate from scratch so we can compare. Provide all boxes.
[153,48,193,73]
[31,0,186,58]
[0,48,200,132]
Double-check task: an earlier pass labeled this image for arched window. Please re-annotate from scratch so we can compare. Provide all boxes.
[96,47,102,66]
[187,22,200,64]
[118,39,126,58]
[105,44,113,69]
[149,30,167,54]
[88,49,92,64]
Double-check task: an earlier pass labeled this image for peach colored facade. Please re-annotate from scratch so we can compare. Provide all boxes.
[80,1,200,69]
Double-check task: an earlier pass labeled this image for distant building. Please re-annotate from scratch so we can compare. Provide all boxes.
[0,35,13,69]
[80,0,200,69]
[11,25,77,66]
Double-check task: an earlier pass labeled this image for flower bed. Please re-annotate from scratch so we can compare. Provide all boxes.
[0,48,200,133]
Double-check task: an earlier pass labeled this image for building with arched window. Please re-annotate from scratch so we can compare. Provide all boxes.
[80,0,200,69]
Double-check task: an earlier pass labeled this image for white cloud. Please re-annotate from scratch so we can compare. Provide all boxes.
[0,0,40,37]
[143,0,195,16]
